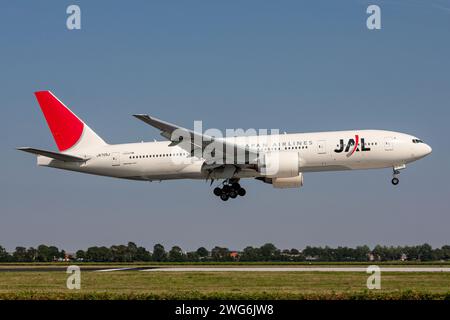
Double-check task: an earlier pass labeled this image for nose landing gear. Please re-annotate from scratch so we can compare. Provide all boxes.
[212,180,246,201]
[391,165,405,186]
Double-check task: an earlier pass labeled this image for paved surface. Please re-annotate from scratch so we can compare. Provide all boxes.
[2,266,450,273]
[93,268,141,272]
[140,267,450,272]
[0,267,71,272]
[0,267,149,272]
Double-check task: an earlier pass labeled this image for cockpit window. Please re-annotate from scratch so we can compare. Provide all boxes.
[412,139,424,144]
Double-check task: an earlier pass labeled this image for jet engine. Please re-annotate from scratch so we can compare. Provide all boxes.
[258,152,300,178]
[257,173,304,189]
[256,152,304,188]
[272,174,304,188]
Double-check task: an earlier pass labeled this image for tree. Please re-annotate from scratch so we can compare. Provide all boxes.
[35,244,62,262]
[13,247,28,262]
[373,245,388,261]
[48,246,62,260]
[240,246,261,261]
[354,246,371,261]
[440,245,450,260]
[196,247,209,259]
[4,243,449,263]
[211,246,231,261]
[152,244,167,262]
[135,246,152,261]
[26,247,38,262]
[403,246,419,261]
[75,250,86,261]
[417,243,433,261]
[110,244,129,262]
[0,246,10,262]
[127,242,139,261]
[37,245,52,262]
[168,246,185,262]
[186,251,199,262]
[86,246,112,262]
[303,246,320,260]
[259,243,280,261]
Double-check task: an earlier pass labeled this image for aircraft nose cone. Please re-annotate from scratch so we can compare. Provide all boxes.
[425,144,432,155]
[418,144,432,158]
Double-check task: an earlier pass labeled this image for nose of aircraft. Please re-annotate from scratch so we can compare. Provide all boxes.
[424,144,432,156]
[417,143,432,158]
[411,139,432,159]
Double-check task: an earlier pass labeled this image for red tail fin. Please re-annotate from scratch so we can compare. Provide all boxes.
[35,91,84,151]
[34,91,106,152]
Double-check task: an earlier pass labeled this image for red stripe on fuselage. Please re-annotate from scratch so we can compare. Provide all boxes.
[349,134,359,156]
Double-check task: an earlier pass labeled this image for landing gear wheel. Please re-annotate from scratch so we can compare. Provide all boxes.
[222,185,231,193]
[231,182,241,190]
[391,177,399,185]
[213,187,222,196]
[214,180,245,200]
[220,193,229,201]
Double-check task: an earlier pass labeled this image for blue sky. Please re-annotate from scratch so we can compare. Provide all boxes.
[1,1,450,252]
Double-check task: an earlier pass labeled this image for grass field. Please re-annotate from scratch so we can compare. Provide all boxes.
[1,267,450,300]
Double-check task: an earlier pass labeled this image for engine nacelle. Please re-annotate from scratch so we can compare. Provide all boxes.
[258,152,300,178]
[272,174,304,188]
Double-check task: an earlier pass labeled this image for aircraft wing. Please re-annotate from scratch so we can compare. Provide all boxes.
[17,147,89,162]
[133,114,259,166]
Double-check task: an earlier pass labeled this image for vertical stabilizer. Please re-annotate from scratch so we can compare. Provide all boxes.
[34,91,107,152]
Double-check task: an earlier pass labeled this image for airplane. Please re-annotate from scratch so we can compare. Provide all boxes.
[18,91,432,201]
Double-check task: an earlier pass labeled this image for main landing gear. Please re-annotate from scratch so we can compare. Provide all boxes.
[391,164,406,186]
[213,181,246,201]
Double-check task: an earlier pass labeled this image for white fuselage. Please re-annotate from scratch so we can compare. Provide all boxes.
[38,129,432,181]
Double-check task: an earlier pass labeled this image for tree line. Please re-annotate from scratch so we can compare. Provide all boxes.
[0,243,449,262]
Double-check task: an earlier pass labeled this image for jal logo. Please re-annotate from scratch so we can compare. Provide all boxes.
[334,135,371,157]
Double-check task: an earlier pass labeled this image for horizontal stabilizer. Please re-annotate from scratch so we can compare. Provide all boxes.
[17,147,88,162]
